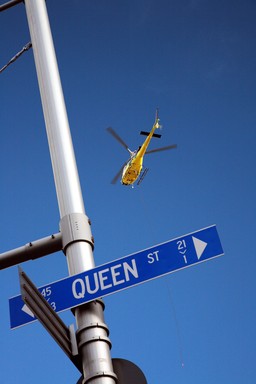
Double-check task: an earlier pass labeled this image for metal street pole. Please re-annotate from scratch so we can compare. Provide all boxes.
[23,0,116,382]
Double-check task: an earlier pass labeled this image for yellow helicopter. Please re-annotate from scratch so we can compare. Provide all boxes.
[107,109,177,186]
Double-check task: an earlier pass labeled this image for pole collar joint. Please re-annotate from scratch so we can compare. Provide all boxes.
[83,370,118,384]
[60,213,94,252]
[77,333,112,349]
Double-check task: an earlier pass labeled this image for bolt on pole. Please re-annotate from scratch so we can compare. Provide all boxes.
[23,0,116,382]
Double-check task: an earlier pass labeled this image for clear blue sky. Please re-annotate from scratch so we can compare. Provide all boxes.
[0,0,255,383]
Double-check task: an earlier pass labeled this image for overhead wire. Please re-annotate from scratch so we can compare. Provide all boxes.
[0,0,24,13]
[0,41,32,74]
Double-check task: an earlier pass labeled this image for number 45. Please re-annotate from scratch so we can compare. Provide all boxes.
[41,286,52,297]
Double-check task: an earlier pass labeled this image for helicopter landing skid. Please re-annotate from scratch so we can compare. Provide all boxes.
[137,168,149,186]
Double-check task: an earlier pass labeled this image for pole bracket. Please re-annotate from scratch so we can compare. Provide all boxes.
[60,213,94,252]
[0,232,62,270]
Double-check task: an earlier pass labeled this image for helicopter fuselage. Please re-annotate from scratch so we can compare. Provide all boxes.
[107,108,176,186]
[121,119,160,185]
[121,152,143,185]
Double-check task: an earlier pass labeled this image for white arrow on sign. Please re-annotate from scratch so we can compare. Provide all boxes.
[192,236,207,260]
[22,304,35,318]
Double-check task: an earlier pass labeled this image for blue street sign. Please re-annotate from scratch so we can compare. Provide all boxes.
[9,225,224,329]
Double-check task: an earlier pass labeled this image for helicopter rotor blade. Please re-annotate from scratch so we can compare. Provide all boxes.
[107,127,130,152]
[145,144,177,155]
[111,163,126,184]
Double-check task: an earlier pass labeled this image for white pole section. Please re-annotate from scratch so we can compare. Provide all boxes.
[24,1,116,382]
